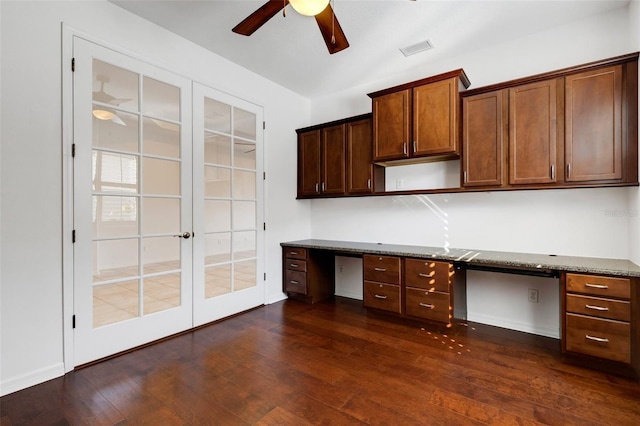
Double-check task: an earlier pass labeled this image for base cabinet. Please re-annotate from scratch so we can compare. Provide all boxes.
[363,255,459,326]
[562,272,638,376]
[282,246,335,303]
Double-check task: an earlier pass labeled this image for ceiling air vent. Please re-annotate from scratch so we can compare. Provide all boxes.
[400,39,434,57]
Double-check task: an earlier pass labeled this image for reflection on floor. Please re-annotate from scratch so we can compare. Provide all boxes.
[93,251,256,328]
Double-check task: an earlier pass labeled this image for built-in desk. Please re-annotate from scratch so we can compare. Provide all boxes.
[281,239,640,377]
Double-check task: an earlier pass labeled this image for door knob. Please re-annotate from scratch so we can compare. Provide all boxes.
[174,232,191,239]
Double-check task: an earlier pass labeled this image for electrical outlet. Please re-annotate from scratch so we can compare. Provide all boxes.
[528,288,539,303]
[396,179,404,189]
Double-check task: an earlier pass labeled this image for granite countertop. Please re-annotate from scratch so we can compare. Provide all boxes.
[281,239,640,278]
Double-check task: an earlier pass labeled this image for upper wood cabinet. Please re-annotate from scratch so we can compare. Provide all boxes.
[297,114,382,199]
[565,65,622,182]
[508,79,559,185]
[461,52,638,191]
[462,90,506,187]
[369,70,470,163]
[298,124,345,197]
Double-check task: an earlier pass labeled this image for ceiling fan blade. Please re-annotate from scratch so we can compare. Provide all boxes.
[315,4,349,54]
[232,0,289,36]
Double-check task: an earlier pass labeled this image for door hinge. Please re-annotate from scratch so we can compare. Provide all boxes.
[72,230,76,243]
[263,172,266,180]
[72,315,76,329]
[72,143,76,158]
[71,58,75,72]
[263,121,266,130]
[264,273,266,281]
[263,222,266,231]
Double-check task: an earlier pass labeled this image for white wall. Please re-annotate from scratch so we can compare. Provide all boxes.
[314,5,637,338]
[0,0,310,395]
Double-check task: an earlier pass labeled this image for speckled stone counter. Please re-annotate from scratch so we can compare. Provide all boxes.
[281,239,640,278]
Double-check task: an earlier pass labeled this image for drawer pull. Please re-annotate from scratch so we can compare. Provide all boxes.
[585,304,609,311]
[419,303,435,309]
[585,335,609,343]
[289,251,298,255]
[290,263,299,268]
[418,272,433,278]
[374,294,388,299]
[290,280,300,285]
[374,268,387,272]
[585,283,608,289]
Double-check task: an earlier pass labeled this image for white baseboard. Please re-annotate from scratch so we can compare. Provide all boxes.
[266,292,288,305]
[467,312,560,339]
[1,362,65,397]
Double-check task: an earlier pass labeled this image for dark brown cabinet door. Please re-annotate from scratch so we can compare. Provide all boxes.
[372,89,411,161]
[565,65,622,182]
[462,90,505,187]
[321,124,346,195]
[297,129,321,197]
[509,79,558,185]
[347,118,373,194]
[413,78,459,156]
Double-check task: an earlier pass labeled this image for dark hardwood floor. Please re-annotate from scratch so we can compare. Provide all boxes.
[2,297,640,425]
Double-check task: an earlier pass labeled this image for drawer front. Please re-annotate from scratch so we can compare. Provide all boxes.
[363,255,401,284]
[284,247,308,260]
[565,313,630,364]
[405,259,452,292]
[285,270,307,294]
[566,273,630,299]
[405,288,451,323]
[285,258,307,273]
[363,281,401,313]
[566,294,630,322]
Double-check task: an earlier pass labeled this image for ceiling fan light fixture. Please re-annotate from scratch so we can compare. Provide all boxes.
[92,108,115,120]
[289,0,330,16]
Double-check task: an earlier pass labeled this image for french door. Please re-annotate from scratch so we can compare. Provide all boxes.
[72,37,264,365]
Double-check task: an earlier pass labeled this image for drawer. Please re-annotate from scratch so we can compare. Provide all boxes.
[284,247,307,260]
[405,288,451,323]
[363,255,401,284]
[566,273,630,299]
[285,258,307,273]
[566,294,630,322]
[363,281,401,313]
[565,313,630,364]
[285,270,307,294]
[405,259,452,292]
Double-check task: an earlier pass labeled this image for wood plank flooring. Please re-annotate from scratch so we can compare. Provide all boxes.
[2,297,640,425]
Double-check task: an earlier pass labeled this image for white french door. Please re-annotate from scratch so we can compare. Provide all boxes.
[192,84,265,326]
[73,38,193,365]
[71,37,265,365]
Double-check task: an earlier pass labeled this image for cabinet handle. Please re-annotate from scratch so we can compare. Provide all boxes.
[403,142,407,155]
[367,178,371,189]
[585,304,609,311]
[567,163,572,178]
[290,251,298,255]
[585,283,608,289]
[419,303,435,309]
[321,182,325,192]
[412,141,417,153]
[290,280,300,285]
[463,171,467,184]
[418,272,434,278]
[315,183,319,193]
[374,294,388,299]
[585,335,609,343]
[551,164,555,180]
[290,263,299,268]
[374,267,387,272]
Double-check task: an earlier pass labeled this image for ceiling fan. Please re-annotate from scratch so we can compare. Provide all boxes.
[92,76,130,126]
[232,0,349,54]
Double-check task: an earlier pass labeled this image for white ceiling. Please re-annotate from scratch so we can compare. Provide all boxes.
[112,0,629,99]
